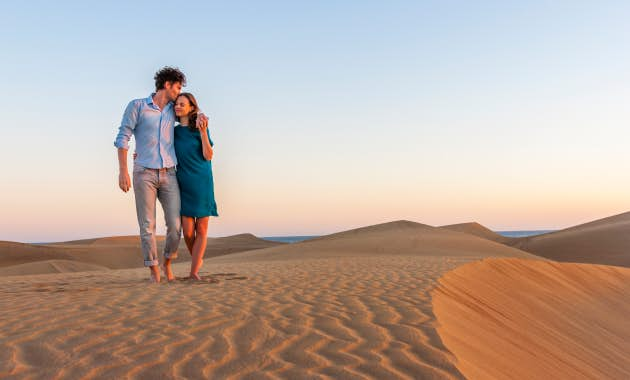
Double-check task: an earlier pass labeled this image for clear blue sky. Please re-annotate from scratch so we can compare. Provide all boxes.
[1,1,630,242]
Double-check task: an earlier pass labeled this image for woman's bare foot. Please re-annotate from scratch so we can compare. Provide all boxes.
[162,260,175,281]
[189,273,202,281]
[149,266,161,283]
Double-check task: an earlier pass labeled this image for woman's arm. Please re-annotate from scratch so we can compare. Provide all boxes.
[199,126,213,161]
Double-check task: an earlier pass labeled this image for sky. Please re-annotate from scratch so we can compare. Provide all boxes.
[1,1,630,242]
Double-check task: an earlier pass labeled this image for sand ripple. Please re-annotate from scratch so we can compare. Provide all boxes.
[0,256,478,379]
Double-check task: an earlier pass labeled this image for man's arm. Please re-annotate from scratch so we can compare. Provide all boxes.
[114,101,139,192]
[118,148,131,192]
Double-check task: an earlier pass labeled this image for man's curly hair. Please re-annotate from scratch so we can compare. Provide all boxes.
[154,66,187,91]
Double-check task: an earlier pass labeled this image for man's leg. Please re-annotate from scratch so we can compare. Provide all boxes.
[157,167,182,280]
[133,166,160,281]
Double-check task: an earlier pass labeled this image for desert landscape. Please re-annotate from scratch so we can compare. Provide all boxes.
[1,213,629,379]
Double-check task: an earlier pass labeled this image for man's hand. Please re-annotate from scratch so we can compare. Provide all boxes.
[119,171,131,192]
[196,113,209,131]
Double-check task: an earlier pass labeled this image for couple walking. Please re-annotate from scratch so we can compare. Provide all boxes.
[114,67,218,283]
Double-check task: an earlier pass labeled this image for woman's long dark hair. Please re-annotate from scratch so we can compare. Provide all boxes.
[175,92,199,131]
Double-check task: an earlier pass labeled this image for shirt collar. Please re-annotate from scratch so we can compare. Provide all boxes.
[146,93,173,108]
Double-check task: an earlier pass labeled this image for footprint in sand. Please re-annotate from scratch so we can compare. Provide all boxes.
[177,275,221,284]
[210,273,249,280]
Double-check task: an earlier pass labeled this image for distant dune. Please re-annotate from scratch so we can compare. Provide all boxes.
[55,236,143,246]
[211,220,540,262]
[0,241,74,267]
[440,222,511,244]
[433,258,630,379]
[0,234,284,274]
[508,211,630,267]
[0,260,109,276]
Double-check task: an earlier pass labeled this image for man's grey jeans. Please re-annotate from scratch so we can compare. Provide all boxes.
[133,164,181,267]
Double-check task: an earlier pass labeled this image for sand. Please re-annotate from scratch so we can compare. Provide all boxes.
[439,212,630,268]
[440,223,511,245]
[508,211,630,267]
[1,217,628,378]
[0,234,283,275]
[209,221,540,263]
[433,258,630,379]
[0,260,109,276]
[0,221,536,379]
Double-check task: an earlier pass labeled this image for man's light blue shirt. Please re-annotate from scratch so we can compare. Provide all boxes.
[114,94,177,169]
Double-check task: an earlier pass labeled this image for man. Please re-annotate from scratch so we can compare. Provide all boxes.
[114,66,207,283]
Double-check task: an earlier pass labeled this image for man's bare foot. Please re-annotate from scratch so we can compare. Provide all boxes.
[149,266,161,283]
[162,260,175,281]
[189,273,202,281]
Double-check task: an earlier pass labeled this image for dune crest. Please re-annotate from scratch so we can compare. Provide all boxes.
[432,258,630,379]
[440,222,511,244]
[508,211,630,267]
[211,220,540,262]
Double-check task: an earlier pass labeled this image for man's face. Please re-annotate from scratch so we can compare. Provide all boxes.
[164,81,183,101]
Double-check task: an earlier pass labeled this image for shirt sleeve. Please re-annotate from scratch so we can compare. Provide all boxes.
[114,100,139,149]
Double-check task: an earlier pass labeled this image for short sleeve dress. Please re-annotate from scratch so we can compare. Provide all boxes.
[174,125,219,217]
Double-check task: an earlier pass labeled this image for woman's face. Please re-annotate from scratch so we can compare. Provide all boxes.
[174,96,194,118]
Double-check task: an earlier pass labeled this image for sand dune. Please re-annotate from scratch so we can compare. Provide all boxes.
[433,258,630,379]
[508,211,630,267]
[1,234,284,273]
[0,241,74,267]
[440,222,511,244]
[1,218,627,378]
[0,260,109,276]
[211,220,541,262]
[57,236,143,246]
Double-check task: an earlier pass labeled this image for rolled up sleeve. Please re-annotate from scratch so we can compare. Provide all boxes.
[114,100,139,149]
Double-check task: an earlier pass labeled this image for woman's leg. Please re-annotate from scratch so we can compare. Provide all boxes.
[190,217,209,279]
[181,216,196,256]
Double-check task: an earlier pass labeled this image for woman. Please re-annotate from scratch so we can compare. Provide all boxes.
[167,92,218,280]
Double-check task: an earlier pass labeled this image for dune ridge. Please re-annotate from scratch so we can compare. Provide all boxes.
[432,258,630,379]
[437,212,630,268]
[440,222,511,244]
[507,211,630,267]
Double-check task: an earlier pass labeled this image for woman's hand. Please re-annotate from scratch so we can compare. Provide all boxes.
[196,113,209,132]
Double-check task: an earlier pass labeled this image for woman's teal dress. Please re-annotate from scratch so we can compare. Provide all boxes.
[174,125,218,217]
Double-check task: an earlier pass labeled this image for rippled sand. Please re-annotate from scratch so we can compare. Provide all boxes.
[1,255,476,379]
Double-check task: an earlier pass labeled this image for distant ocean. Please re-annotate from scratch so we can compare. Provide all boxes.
[496,230,555,238]
[263,230,555,243]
